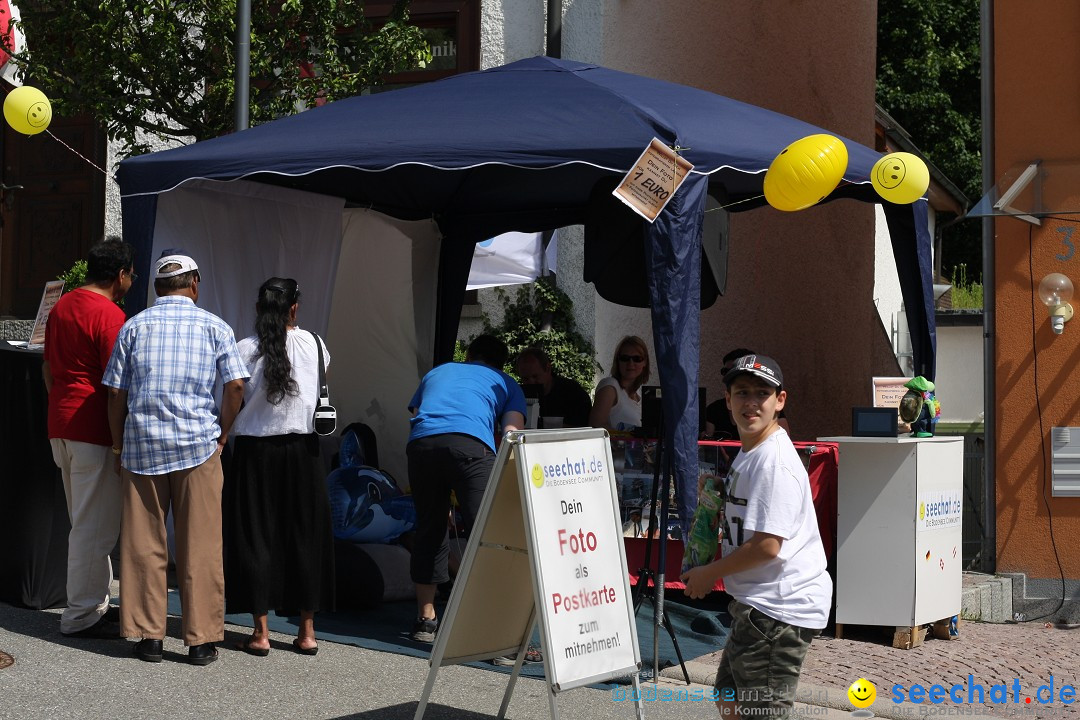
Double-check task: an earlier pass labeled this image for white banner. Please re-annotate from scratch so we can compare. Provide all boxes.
[466,230,557,290]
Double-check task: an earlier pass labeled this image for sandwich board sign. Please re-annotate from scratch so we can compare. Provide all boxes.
[415,428,644,720]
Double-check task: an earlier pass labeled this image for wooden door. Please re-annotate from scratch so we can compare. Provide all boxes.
[1,111,105,317]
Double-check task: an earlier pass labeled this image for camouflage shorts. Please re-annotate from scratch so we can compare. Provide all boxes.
[714,599,818,720]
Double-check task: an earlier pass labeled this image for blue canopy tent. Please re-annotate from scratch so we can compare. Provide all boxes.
[117,56,936,529]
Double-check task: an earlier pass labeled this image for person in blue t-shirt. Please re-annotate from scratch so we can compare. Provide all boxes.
[405,335,526,643]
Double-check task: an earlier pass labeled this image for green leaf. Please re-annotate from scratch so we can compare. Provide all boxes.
[475,278,599,393]
[57,260,87,292]
[16,1,430,159]
[876,0,982,278]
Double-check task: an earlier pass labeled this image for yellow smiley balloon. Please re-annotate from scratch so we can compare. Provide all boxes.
[3,85,53,136]
[871,151,929,204]
[847,678,877,709]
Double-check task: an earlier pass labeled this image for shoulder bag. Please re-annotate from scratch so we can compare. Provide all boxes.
[309,331,337,436]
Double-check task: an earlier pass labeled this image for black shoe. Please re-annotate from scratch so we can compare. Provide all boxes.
[188,642,218,666]
[410,616,438,643]
[133,638,163,663]
[62,615,121,639]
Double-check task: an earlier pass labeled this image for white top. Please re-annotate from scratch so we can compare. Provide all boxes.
[231,327,330,437]
[720,429,832,629]
[596,376,641,430]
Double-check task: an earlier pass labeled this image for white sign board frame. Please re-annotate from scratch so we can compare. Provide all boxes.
[415,428,643,720]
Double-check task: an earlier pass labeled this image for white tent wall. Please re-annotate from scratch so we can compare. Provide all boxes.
[147,181,442,487]
[327,208,442,487]
[148,179,345,338]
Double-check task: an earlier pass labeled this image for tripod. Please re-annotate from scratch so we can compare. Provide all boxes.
[630,408,690,685]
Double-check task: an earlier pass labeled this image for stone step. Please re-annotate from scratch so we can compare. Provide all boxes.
[960,570,1013,622]
[0,318,34,340]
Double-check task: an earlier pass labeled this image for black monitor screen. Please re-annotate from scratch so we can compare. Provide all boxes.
[852,407,898,437]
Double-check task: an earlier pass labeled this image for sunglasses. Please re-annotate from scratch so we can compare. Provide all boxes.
[618,354,645,363]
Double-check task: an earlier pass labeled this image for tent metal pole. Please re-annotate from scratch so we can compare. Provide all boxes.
[235,0,251,131]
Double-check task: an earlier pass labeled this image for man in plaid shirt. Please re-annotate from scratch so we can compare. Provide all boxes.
[104,253,248,666]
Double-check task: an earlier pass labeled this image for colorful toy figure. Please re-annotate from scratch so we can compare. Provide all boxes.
[898,376,940,437]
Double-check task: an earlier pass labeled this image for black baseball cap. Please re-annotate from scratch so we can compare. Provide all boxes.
[722,354,783,388]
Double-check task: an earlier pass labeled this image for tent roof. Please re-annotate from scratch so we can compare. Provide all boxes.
[119,56,885,240]
[116,55,937,539]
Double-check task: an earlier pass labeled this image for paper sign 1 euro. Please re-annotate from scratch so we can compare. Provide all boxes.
[613,137,694,222]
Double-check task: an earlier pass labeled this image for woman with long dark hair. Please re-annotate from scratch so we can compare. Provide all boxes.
[225,277,334,656]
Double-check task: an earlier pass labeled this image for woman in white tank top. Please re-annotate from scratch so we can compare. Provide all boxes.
[589,335,650,431]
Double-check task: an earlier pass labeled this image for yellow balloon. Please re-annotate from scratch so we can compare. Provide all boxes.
[763,134,849,212]
[871,152,930,204]
[4,86,53,136]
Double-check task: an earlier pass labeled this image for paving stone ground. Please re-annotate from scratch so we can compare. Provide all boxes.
[688,620,1080,719]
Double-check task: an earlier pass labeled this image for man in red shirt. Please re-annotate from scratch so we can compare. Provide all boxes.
[43,238,135,638]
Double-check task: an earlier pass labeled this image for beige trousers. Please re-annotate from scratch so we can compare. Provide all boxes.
[50,439,122,634]
[119,453,225,647]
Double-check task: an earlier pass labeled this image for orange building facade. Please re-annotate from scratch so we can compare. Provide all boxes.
[991,1,1080,604]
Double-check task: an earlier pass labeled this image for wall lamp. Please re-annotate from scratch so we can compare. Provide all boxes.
[1038,273,1074,334]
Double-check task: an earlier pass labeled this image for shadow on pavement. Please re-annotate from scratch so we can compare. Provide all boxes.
[0,601,288,662]
[333,703,500,719]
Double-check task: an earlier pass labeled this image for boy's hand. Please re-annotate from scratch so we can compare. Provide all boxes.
[680,563,720,599]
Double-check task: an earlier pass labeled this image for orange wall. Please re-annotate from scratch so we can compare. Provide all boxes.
[994,1,1080,579]
[600,1,887,438]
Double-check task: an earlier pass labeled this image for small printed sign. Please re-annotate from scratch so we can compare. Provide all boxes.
[612,138,694,222]
[873,376,912,409]
[28,280,66,347]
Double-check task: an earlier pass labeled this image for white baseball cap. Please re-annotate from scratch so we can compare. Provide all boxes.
[154,254,199,279]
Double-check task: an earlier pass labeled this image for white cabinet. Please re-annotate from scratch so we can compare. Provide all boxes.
[818,436,963,628]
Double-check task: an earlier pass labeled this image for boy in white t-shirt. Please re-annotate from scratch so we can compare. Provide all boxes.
[681,354,832,719]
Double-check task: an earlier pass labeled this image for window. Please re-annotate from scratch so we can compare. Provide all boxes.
[365,0,479,86]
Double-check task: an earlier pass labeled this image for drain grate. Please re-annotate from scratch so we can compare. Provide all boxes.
[0,651,13,670]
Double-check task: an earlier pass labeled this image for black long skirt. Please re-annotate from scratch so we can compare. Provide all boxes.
[224,433,335,615]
